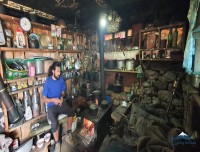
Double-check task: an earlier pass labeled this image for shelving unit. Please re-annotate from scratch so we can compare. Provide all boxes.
[139,22,185,61]
[8,113,47,132]
[5,73,48,83]
[104,69,138,73]
[0,13,85,142]
[9,84,44,95]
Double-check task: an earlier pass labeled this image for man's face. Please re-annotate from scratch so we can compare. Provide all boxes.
[52,66,61,80]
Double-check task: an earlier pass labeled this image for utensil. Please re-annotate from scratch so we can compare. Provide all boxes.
[126,59,135,71]
[116,60,125,70]
[191,72,200,88]
[89,103,98,116]
[34,59,44,74]
[101,100,108,109]
[28,33,39,48]
[40,35,52,48]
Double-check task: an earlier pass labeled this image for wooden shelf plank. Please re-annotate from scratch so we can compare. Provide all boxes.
[28,48,58,53]
[140,58,183,62]
[9,113,47,132]
[0,47,29,52]
[104,69,137,73]
[139,48,182,51]
[6,76,35,83]
[0,47,84,53]
[9,84,44,94]
[5,73,48,83]
[58,50,83,53]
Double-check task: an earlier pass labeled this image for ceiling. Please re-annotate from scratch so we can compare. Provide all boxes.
[5,0,190,32]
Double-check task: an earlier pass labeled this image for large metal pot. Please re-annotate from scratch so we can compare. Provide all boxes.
[35,59,44,74]
[106,60,116,69]
[126,59,134,71]
[191,73,200,88]
[92,90,101,104]
[116,60,125,70]
[89,103,98,116]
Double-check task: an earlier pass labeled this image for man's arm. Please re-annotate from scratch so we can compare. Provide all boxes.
[60,91,65,104]
[42,96,62,105]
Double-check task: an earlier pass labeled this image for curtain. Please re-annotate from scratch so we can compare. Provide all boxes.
[183,0,200,74]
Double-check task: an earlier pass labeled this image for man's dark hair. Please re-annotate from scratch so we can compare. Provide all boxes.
[48,61,61,76]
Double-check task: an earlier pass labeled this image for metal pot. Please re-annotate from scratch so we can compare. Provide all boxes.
[191,73,200,88]
[81,88,93,98]
[22,59,35,70]
[116,60,125,70]
[126,59,134,71]
[34,59,44,74]
[112,84,123,93]
[101,100,108,109]
[106,60,116,69]
[89,103,98,116]
[92,90,101,103]
[28,39,39,48]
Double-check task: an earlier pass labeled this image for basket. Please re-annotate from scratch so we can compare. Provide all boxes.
[4,59,28,80]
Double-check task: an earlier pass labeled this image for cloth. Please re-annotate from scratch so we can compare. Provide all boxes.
[42,76,66,109]
[183,0,200,73]
[47,100,74,133]
[136,126,174,152]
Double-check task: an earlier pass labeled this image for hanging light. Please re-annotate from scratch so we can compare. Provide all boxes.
[99,13,107,28]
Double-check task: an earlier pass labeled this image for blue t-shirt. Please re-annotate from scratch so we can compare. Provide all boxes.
[42,76,66,109]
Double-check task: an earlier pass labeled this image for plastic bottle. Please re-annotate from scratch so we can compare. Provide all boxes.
[172,28,178,48]
[167,29,173,48]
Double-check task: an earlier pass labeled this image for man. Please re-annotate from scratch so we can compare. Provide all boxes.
[42,62,74,152]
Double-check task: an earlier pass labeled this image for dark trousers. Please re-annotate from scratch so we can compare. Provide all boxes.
[47,100,74,133]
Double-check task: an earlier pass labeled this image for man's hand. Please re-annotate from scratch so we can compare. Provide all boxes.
[54,98,63,106]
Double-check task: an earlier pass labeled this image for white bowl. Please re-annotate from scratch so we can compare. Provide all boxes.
[44,133,51,142]
[36,138,44,148]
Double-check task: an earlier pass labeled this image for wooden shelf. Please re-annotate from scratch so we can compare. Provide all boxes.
[0,47,84,53]
[140,58,183,61]
[5,73,48,83]
[9,84,44,94]
[139,48,182,51]
[9,113,47,132]
[104,69,137,73]
[58,50,83,53]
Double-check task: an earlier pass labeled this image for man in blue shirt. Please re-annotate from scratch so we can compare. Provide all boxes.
[42,62,74,152]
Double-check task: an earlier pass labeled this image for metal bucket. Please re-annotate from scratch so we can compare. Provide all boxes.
[116,60,125,70]
[35,59,44,74]
[126,59,134,71]
[191,73,200,88]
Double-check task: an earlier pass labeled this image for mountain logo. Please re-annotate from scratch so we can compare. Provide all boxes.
[172,132,196,145]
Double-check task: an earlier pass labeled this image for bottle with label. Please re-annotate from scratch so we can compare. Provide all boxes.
[71,55,75,69]
[172,28,178,48]
[167,29,172,48]
[68,55,72,70]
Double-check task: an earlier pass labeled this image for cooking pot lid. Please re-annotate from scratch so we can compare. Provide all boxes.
[89,103,97,109]
[101,100,108,105]
[28,33,39,41]
[92,90,101,94]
